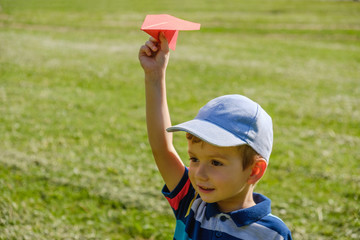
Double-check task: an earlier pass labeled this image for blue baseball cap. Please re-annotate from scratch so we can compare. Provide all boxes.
[166,95,273,162]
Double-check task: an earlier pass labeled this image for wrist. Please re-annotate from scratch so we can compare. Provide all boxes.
[144,69,166,82]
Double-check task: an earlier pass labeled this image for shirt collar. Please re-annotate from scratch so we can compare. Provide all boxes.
[205,193,271,227]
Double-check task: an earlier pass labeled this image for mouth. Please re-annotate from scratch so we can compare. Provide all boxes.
[197,185,215,193]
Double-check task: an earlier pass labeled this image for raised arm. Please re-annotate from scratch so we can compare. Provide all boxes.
[139,33,185,191]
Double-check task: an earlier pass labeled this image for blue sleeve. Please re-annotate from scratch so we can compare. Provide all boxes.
[162,167,197,220]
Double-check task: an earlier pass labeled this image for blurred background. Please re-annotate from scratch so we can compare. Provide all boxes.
[0,0,359,239]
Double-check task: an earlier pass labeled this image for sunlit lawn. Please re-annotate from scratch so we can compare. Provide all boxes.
[0,0,359,239]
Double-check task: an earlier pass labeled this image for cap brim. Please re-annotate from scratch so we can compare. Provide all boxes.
[166,119,247,147]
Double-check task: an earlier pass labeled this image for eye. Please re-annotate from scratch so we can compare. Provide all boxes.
[211,160,223,166]
[189,157,199,163]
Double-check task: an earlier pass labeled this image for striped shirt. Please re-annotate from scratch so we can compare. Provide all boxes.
[162,168,292,240]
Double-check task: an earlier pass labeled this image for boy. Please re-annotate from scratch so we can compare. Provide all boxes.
[139,33,292,239]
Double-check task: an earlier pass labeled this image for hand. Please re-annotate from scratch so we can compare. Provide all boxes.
[139,32,170,76]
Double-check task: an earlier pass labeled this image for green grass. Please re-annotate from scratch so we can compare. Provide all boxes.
[0,0,359,239]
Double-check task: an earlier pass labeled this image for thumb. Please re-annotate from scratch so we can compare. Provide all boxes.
[159,32,169,52]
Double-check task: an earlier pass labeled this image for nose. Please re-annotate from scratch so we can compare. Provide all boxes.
[194,163,208,181]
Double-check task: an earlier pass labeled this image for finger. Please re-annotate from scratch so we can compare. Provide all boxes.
[149,36,159,43]
[145,40,158,52]
[158,32,169,52]
[139,45,152,57]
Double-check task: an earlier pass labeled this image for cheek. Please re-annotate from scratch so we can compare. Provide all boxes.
[213,167,244,185]
[209,168,231,184]
[219,176,233,186]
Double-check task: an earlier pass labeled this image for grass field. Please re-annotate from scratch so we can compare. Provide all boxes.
[0,0,359,239]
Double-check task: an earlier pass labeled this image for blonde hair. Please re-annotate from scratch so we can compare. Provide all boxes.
[186,132,259,170]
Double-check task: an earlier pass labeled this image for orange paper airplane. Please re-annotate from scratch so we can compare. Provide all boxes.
[141,14,201,50]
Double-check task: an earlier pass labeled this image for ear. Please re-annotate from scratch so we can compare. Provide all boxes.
[247,158,267,184]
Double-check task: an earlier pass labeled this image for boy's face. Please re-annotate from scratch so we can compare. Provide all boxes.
[188,140,254,213]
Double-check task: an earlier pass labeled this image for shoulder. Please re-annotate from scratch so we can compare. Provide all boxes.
[162,167,198,217]
[162,167,190,200]
[257,214,292,240]
[251,193,292,239]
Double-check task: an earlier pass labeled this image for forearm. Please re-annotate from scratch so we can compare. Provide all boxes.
[145,72,172,152]
[145,72,185,190]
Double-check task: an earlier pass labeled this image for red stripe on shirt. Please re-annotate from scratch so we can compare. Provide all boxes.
[165,179,191,211]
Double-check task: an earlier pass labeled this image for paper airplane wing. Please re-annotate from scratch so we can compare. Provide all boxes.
[141,14,200,50]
